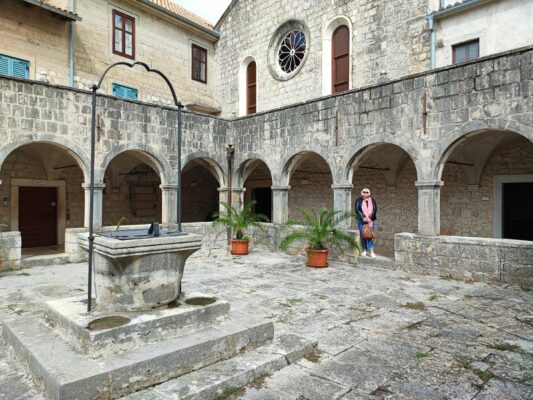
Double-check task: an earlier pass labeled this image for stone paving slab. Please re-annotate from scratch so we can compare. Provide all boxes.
[0,251,531,399]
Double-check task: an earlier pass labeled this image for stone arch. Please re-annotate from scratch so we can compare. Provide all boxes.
[436,128,533,239]
[434,125,533,182]
[234,157,274,187]
[182,153,225,186]
[344,139,423,184]
[99,144,173,185]
[346,142,420,256]
[239,56,257,116]
[280,150,335,187]
[182,156,224,222]
[322,15,353,96]
[235,157,274,221]
[0,136,90,182]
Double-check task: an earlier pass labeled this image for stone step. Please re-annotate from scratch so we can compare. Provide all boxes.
[127,333,317,400]
[22,254,70,268]
[2,312,274,400]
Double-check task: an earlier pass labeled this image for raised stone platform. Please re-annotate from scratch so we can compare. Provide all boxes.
[44,293,230,356]
[2,293,275,400]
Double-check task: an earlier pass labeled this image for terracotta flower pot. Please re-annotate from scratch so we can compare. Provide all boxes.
[306,248,330,268]
[231,239,249,255]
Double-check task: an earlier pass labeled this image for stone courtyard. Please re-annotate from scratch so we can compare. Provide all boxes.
[0,251,531,400]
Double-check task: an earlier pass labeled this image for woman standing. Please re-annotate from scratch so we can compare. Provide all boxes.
[355,188,377,258]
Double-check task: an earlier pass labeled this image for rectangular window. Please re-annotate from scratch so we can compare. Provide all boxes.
[452,39,479,64]
[192,44,207,83]
[113,10,135,59]
[0,54,29,79]
[112,83,138,100]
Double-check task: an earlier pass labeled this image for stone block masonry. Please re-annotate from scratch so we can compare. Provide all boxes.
[395,233,533,287]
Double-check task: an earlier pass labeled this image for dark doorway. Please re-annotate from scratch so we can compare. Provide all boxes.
[502,182,533,241]
[252,187,272,221]
[19,186,58,248]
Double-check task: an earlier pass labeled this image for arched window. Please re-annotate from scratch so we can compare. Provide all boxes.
[246,61,257,115]
[332,26,349,93]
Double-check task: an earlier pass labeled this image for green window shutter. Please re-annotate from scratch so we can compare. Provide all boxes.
[112,83,137,100]
[126,87,138,100]
[0,54,29,79]
[0,56,9,76]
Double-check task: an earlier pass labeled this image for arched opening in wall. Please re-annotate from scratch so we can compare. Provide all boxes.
[348,144,418,257]
[438,131,533,241]
[182,158,221,222]
[0,142,85,251]
[322,16,352,96]
[238,159,273,221]
[102,151,162,227]
[239,57,257,116]
[286,152,333,221]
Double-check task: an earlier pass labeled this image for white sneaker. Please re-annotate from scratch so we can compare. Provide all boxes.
[370,251,376,258]
[361,251,367,257]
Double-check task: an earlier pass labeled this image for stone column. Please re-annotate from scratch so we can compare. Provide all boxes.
[217,187,246,211]
[271,186,290,224]
[83,183,105,228]
[160,184,178,225]
[332,184,354,229]
[415,180,443,236]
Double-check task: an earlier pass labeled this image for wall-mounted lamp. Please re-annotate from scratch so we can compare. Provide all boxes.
[3,197,9,207]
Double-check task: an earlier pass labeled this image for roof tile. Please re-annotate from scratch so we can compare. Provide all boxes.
[146,0,214,30]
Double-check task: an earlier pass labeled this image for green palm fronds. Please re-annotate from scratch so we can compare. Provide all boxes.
[280,207,361,254]
[212,201,269,240]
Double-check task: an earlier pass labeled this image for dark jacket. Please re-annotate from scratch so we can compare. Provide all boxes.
[355,196,377,222]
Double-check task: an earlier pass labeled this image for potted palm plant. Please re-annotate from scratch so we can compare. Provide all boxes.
[213,201,269,255]
[280,208,361,268]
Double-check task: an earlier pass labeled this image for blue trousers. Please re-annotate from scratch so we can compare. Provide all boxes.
[358,221,376,250]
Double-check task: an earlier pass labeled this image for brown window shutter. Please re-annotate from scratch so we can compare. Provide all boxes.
[332,26,350,94]
[247,61,257,115]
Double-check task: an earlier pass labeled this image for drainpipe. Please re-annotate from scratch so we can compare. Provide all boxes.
[428,13,436,69]
[226,144,234,244]
[69,0,76,87]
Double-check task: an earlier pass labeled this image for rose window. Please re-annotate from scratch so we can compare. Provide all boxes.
[277,31,307,74]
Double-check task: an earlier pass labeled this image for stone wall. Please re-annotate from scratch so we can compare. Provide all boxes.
[215,0,429,117]
[395,233,533,287]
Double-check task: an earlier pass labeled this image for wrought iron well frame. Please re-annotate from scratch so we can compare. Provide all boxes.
[88,61,184,312]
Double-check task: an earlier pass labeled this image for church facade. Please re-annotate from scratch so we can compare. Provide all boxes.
[0,0,532,284]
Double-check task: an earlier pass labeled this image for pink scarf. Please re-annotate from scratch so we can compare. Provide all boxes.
[362,197,374,228]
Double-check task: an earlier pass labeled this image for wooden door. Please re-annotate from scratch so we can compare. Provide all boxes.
[19,186,57,248]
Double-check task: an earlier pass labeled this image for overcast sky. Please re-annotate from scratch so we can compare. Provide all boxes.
[173,0,233,25]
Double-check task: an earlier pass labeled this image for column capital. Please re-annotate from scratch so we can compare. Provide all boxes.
[415,180,443,189]
[217,187,246,193]
[271,185,291,191]
[160,184,179,190]
[331,184,353,190]
[82,183,106,190]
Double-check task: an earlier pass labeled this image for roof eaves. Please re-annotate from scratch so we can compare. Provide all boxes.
[431,0,491,19]
[19,0,81,21]
[137,0,220,40]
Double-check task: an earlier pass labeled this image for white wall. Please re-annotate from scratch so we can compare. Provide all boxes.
[435,0,533,67]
